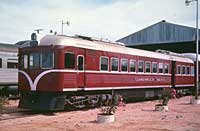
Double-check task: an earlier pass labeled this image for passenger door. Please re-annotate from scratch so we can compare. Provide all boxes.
[171,61,176,88]
[77,55,85,88]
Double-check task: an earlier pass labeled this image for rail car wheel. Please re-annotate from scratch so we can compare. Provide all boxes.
[65,94,115,109]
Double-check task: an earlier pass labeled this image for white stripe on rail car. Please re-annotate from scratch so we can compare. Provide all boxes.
[83,85,171,91]
[18,70,34,90]
[19,69,76,91]
[62,84,194,91]
[19,69,193,91]
[175,84,194,87]
[63,88,78,91]
[85,70,172,76]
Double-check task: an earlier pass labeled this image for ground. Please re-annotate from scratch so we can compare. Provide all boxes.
[0,96,200,131]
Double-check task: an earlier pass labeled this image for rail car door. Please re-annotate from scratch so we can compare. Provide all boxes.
[171,61,176,88]
[77,55,85,89]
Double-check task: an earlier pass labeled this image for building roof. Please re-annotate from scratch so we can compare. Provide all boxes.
[37,35,193,63]
[0,43,18,52]
[117,20,198,46]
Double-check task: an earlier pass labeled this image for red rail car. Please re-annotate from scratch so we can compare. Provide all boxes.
[18,35,195,110]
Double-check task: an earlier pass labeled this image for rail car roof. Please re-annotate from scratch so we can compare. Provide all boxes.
[39,35,193,63]
[0,43,18,53]
[182,53,200,62]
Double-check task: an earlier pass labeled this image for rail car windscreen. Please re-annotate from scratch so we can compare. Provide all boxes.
[29,53,40,69]
[41,52,54,69]
[21,55,28,69]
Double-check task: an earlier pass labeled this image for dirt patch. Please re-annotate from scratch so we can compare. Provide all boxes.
[0,96,200,131]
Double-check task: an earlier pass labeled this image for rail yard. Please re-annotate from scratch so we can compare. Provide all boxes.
[0,96,200,131]
[1,0,200,131]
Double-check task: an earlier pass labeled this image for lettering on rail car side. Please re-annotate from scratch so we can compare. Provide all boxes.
[134,77,169,82]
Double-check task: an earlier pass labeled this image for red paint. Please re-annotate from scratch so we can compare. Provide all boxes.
[18,44,195,92]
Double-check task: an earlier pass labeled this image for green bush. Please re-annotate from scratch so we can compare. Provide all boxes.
[100,105,117,115]
[0,97,7,113]
[157,88,173,106]
[100,95,119,115]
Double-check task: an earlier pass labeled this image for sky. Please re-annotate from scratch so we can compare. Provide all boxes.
[0,0,197,44]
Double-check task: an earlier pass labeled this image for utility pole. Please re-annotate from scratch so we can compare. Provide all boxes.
[34,29,43,34]
[185,0,200,104]
[61,20,70,35]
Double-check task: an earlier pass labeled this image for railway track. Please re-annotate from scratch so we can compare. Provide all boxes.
[0,104,85,121]
[0,106,39,121]
[0,111,38,121]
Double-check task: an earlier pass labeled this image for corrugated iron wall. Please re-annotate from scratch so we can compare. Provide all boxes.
[117,21,198,46]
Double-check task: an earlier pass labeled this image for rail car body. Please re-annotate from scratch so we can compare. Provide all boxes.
[0,44,18,97]
[18,35,195,110]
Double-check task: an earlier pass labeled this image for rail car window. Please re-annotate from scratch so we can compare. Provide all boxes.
[0,58,2,68]
[65,53,75,69]
[130,60,136,72]
[111,58,119,71]
[145,62,151,73]
[164,64,169,74]
[78,56,84,70]
[159,63,163,73]
[7,59,18,68]
[100,57,108,71]
[191,66,195,75]
[182,66,186,74]
[29,53,40,69]
[186,66,190,75]
[22,55,28,69]
[152,63,158,73]
[121,59,128,72]
[138,61,144,73]
[177,66,181,74]
[41,52,54,69]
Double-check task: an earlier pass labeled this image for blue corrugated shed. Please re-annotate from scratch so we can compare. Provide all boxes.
[117,20,198,46]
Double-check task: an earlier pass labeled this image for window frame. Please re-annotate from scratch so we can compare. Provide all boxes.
[120,59,128,72]
[100,56,109,71]
[7,59,18,69]
[29,53,40,69]
[152,62,158,73]
[191,66,195,76]
[186,66,191,75]
[177,65,181,75]
[158,63,164,74]
[111,57,119,72]
[130,59,136,73]
[22,54,28,69]
[64,52,75,69]
[0,58,2,68]
[40,52,54,69]
[77,55,84,71]
[138,60,144,73]
[164,64,169,74]
[145,61,151,73]
[182,65,186,75]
